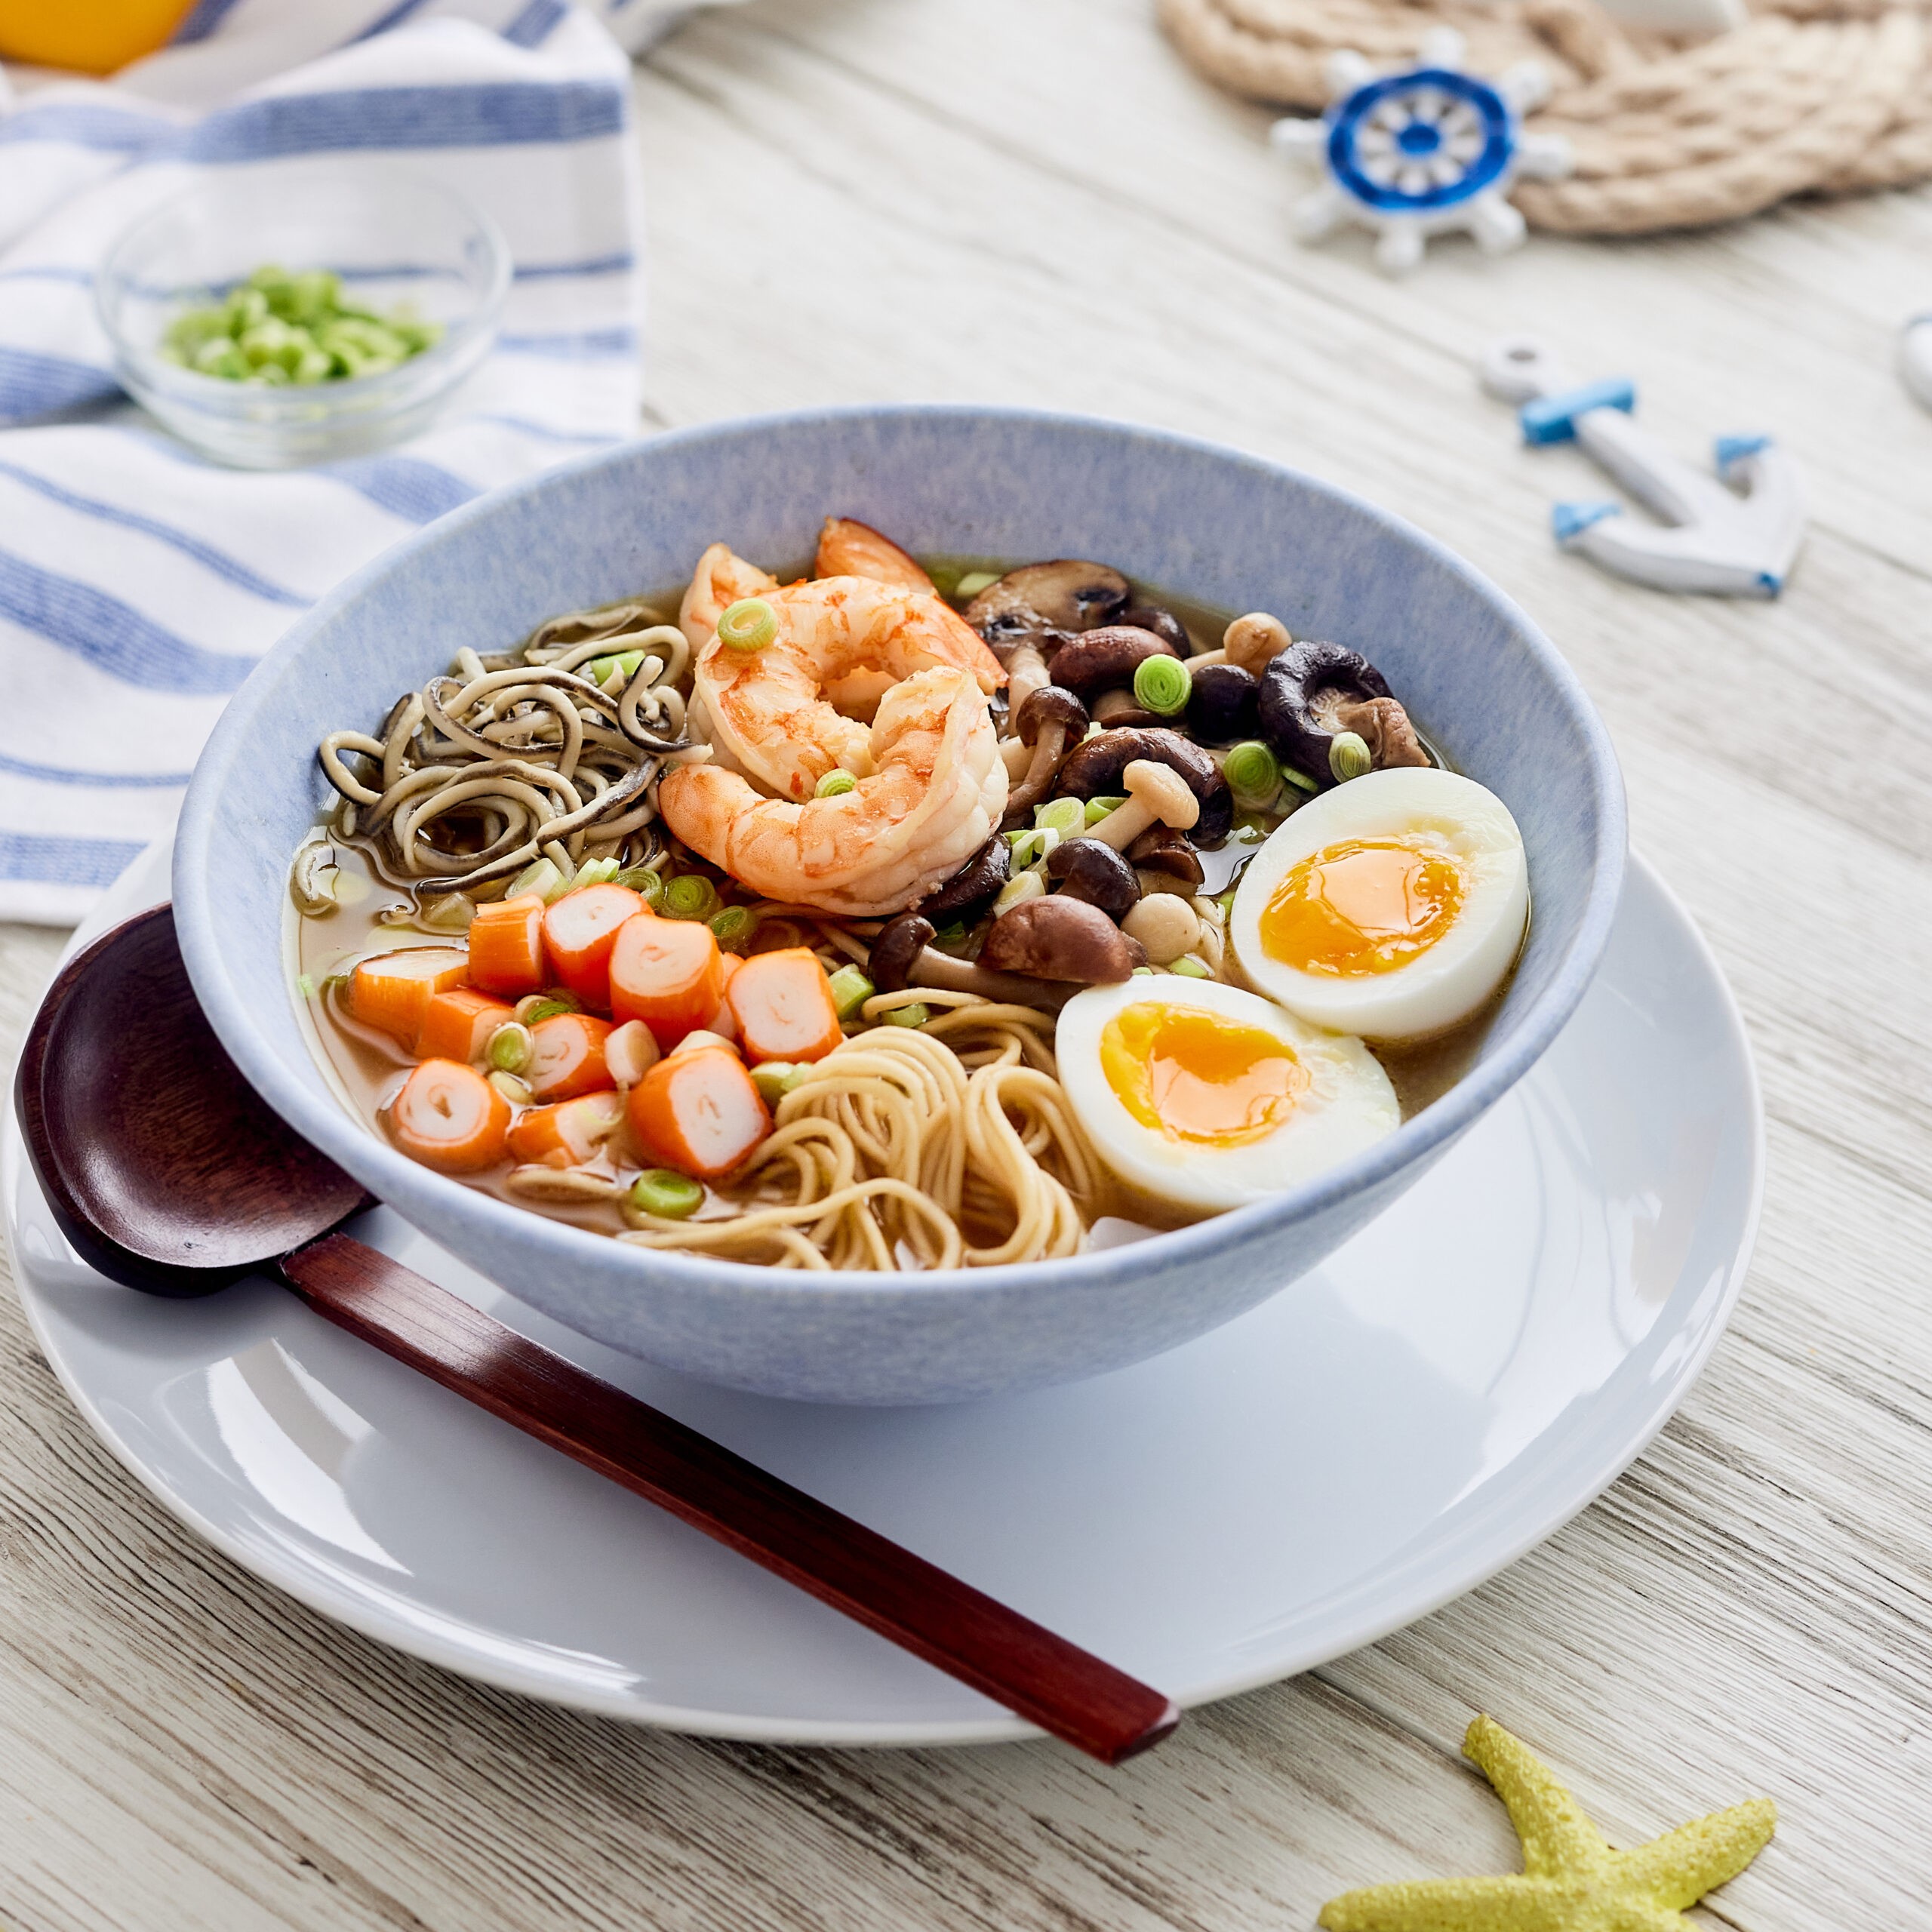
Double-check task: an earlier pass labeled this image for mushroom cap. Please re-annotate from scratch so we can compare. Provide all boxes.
[978,895,1147,983]
[1124,758,1201,832]
[1120,603,1192,655]
[1223,612,1293,677]
[1184,661,1259,746]
[1046,625,1178,699]
[1045,837,1141,918]
[1052,727,1234,844]
[915,836,1011,924]
[1126,824,1205,887]
[1092,688,1160,731]
[964,560,1131,654]
[1014,683,1089,746]
[869,912,937,992]
[1257,640,1398,789]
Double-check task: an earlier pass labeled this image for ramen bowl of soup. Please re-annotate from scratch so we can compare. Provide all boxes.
[173,408,1624,1404]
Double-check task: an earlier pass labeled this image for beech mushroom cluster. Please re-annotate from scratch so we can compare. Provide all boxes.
[859,559,1433,1011]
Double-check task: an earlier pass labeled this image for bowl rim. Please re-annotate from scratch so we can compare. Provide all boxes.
[94,161,512,415]
[174,403,1627,1306]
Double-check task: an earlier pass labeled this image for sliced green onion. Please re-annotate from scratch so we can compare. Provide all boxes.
[1133,654,1190,717]
[1168,956,1213,979]
[420,891,474,931]
[488,1069,532,1105]
[932,921,968,949]
[710,905,755,949]
[827,964,874,1020]
[614,866,665,909]
[716,597,778,653]
[1328,731,1373,783]
[1222,740,1281,811]
[1034,795,1085,839]
[1280,764,1321,796]
[1131,965,1155,977]
[488,1021,534,1074]
[587,648,645,690]
[751,1061,806,1105]
[1005,828,1042,868]
[993,869,1046,915]
[507,857,568,903]
[1215,885,1239,922]
[883,1001,931,1028]
[630,1169,704,1219]
[518,998,575,1026]
[1084,794,1129,826]
[815,769,858,799]
[953,570,998,600]
[295,974,318,1001]
[571,856,621,890]
[663,874,718,921]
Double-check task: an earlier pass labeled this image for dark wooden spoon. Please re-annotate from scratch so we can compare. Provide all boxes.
[15,905,1177,1764]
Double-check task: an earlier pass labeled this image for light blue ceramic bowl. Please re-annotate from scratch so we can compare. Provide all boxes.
[174,408,1625,1404]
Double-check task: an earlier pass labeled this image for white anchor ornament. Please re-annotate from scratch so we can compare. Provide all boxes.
[1481,336,1807,598]
[1901,313,1932,411]
[1269,29,1572,275]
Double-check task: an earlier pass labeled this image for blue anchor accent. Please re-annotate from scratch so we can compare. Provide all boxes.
[1520,378,1637,446]
[1713,434,1773,476]
[1552,500,1624,544]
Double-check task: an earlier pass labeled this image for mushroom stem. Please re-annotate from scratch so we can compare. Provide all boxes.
[999,737,1033,780]
[1006,641,1050,712]
[1082,758,1202,853]
[903,947,1073,1011]
[1002,725,1069,823]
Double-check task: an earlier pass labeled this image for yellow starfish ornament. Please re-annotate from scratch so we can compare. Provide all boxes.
[1318,1715,1776,1932]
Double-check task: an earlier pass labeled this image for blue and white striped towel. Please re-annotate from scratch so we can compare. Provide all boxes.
[0,0,648,924]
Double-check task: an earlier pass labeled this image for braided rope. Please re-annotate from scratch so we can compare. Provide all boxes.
[1158,0,1932,232]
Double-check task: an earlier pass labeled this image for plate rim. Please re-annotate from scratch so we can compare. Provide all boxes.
[3,847,1761,1746]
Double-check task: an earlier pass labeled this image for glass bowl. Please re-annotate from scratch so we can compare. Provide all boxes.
[96,160,509,469]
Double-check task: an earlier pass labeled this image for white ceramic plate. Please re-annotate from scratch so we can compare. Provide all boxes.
[3,842,1760,1745]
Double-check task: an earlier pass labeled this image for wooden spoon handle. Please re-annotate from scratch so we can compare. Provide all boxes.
[278,1230,1179,1763]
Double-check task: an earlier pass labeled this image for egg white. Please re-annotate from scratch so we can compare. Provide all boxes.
[1229,767,1527,1041]
[1057,977,1399,1212]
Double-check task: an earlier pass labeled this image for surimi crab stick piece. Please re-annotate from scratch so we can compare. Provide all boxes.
[386,1060,509,1172]
[627,1046,771,1180]
[724,948,844,1064]
[608,912,725,1048]
[814,516,934,591]
[528,1012,613,1101]
[507,1091,624,1168]
[541,883,645,1008]
[348,947,470,1048]
[467,892,547,996]
[417,986,515,1063]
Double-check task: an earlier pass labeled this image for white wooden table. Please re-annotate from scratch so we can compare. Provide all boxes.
[4,2,1930,1924]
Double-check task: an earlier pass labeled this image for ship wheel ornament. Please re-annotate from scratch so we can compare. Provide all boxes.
[1269,29,1572,275]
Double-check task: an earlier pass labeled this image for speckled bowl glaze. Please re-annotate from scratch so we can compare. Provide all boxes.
[174,408,1625,1404]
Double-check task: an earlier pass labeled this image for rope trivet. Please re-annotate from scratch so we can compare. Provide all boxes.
[1159,0,1932,232]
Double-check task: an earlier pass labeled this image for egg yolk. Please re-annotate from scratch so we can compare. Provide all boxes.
[1260,837,1466,977]
[1100,1004,1307,1149]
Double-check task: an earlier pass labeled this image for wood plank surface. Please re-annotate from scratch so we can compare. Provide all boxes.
[3,0,1930,1924]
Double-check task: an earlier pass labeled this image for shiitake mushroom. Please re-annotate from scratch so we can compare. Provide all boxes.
[1257,639,1405,788]
[963,560,1130,654]
[1045,837,1141,918]
[980,896,1146,983]
[1045,625,1177,699]
[1053,727,1234,845]
[1119,603,1192,655]
[1183,662,1258,745]
[916,835,1010,924]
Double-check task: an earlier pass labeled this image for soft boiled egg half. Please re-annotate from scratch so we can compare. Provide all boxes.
[1229,766,1527,1041]
[1057,977,1399,1212]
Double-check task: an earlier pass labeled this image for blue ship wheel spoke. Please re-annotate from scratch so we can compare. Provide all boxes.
[1327,67,1515,213]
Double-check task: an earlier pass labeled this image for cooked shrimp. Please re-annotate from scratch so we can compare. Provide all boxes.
[815,517,933,591]
[679,541,780,650]
[658,666,1007,916]
[689,557,1004,802]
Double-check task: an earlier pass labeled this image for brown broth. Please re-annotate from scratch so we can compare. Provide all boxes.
[291,558,1507,1254]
